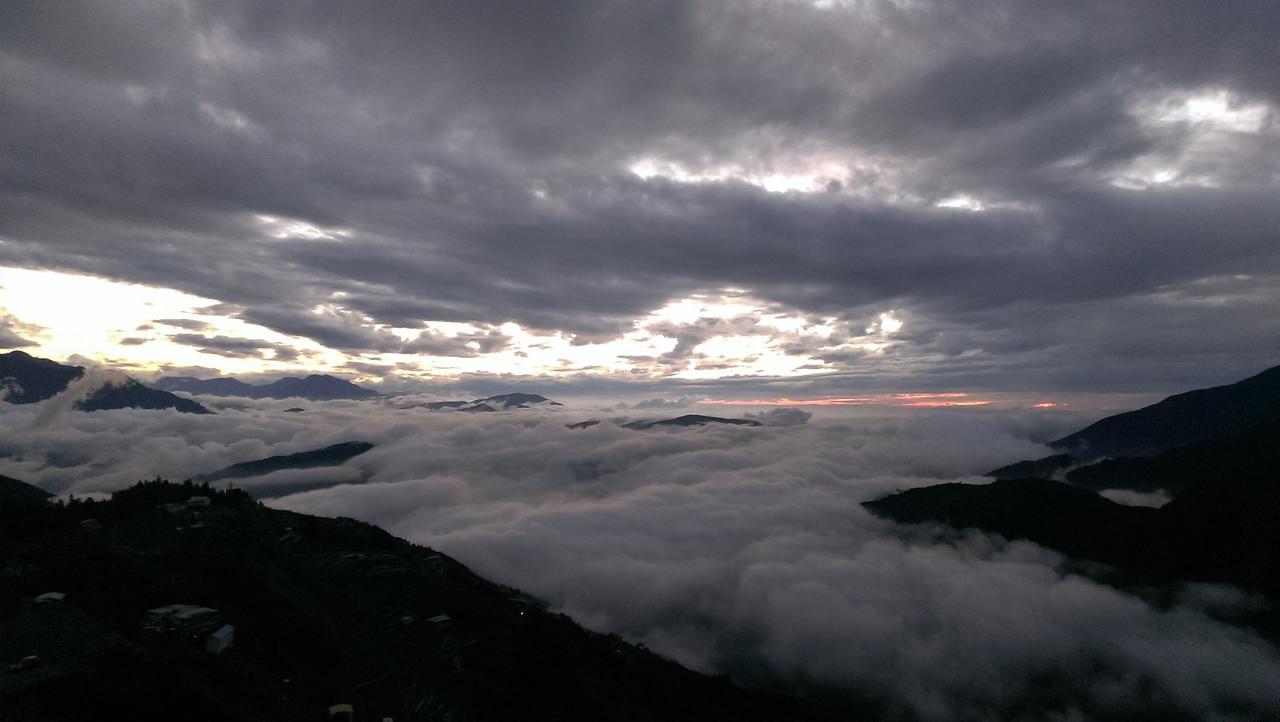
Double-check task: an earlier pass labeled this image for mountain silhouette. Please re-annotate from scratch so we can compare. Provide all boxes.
[0,474,51,504]
[195,441,376,484]
[623,415,762,430]
[460,403,496,413]
[412,393,559,412]
[474,393,561,409]
[0,479,836,721]
[0,351,82,403]
[865,478,1161,571]
[155,374,378,401]
[868,421,1280,601]
[873,367,1280,617]
[866,471,1280,604]
[566,415,763,430]
[80,379,210,414]
[987,365,1280,494]
[1064,420,1280,495]
[1,351,209,414]
[987,453,1076,480]
[1049,364,1280,458]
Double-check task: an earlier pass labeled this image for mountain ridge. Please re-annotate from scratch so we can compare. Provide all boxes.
[1048,364,1280,458]
[195,441,376,484]
[155,374,378,401]
[0,478,838,721]
[1,351,209,414]
[870,365,1280,623]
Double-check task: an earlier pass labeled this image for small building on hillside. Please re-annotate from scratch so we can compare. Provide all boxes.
[143,604,222,636]
[205,624,234,654]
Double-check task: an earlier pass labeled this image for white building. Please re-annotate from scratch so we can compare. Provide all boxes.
[205,624,234,654]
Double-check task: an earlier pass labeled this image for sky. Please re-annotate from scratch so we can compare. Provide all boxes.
[1,0,1277,402]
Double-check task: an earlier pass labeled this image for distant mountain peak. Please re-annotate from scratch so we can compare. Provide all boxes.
[408,392,561,412]
[472,392,561,409]
[195,441,375,492]
[155,373,378,401]
[2,478,827,721]
[624,415,762,430]
[1,351,209,414]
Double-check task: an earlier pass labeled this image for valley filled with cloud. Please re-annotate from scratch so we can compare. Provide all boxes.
[4,397,1277,719]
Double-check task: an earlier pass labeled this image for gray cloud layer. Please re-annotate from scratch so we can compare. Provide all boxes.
[2,398,1278,718]
[2,1,1278,392]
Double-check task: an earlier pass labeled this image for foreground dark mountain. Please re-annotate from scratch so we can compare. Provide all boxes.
[1064,420,1280,495]
[195,442,375,484]
[0,474,51,504]
[987,364,1280,496]
[871,367,1280,635]
[155,374,378,401]
[866,479,1162,573]
[0,479,833,722]
[0,352,209,414]
[989,421,1280,497]
[986,453,1076,481]
[1049,364,1280,458]
[867,428,1280,602]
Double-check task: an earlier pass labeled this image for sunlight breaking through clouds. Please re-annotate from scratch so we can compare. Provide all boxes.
[1145,89,1271,133]
[0,267,911,384]
[1110,88,1276,190]
[254,214,352,241]
[629,157,852,194]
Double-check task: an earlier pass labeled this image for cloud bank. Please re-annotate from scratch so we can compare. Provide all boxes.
[2,399,1276,719]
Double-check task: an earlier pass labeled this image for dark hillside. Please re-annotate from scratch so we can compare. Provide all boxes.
[1050,365,1280,458]
[0,480,835,722]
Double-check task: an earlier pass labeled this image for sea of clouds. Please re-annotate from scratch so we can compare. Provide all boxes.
[2,394,1278,720]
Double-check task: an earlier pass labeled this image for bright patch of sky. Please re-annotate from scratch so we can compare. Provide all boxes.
[0,266,902,384]
[0,266,344,373]
[255,214,352,241]
[629,156,853,194]
[1110,88,1275,190]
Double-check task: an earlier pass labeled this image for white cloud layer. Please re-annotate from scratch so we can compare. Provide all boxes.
[1,399,1277,719]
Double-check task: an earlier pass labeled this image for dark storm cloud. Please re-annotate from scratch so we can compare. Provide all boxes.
[1,0,1277,391]
[234,305,406,353]
[400,326,512,357]
[168,332,310,361]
